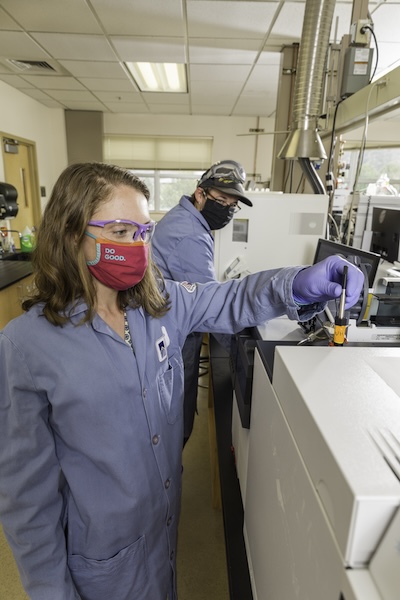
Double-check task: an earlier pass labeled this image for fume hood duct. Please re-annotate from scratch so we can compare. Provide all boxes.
[278,0,336,161]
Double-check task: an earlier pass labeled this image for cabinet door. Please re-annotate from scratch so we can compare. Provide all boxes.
[0,275,34,328]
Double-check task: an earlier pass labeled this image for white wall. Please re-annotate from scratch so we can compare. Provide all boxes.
[104,113,276,182]
[0,81,68,210]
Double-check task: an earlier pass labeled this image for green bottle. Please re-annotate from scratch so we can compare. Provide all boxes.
[20,226,35,252]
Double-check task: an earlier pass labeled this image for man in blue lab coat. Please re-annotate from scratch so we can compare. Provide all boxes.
[152,160,253,445]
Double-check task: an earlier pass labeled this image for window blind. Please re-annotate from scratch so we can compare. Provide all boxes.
[103,135,213,169]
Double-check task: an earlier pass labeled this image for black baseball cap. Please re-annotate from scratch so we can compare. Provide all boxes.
[198,160,253,207]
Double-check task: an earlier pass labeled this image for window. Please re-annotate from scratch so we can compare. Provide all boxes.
[129,169,203,212]
[338,146,400,194]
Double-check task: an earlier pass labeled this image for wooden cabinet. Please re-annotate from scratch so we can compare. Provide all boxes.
[0,274,34,329]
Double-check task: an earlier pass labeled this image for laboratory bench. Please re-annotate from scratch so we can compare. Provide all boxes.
[0,257,33,290]
[210,322,400,600]
[0,258,33,328]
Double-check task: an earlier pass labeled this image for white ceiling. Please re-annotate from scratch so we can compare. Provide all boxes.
[0,0,399,118]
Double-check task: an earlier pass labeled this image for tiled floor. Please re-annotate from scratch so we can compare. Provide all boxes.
[177,379,229,600]
[0,526,29,600]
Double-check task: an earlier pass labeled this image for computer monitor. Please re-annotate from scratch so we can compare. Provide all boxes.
[370,206,400,264]
[313,238,380,288]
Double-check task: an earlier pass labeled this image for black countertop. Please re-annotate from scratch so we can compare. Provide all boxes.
[0,260,33,290]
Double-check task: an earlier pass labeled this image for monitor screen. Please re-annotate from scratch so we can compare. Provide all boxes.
[313,238,380,288]
[370,206,400,264]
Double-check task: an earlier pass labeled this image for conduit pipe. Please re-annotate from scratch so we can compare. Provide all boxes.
[278,0,336,165]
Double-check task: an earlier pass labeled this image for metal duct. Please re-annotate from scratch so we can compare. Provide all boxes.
[278,0,336,161]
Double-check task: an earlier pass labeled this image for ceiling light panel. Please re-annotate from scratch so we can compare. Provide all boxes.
[126,62,187,93]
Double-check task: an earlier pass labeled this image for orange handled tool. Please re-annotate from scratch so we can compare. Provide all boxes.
[333,265,348,346]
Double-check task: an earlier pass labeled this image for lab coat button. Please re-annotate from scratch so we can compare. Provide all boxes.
[152,434,160,445]
[164,479,171,489]
[143,388,147,398]
[170,551,174,560]
[167,516,172,526]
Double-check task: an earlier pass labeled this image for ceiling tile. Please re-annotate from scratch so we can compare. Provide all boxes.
[189,38,260,64]
[269,1,305,41]
[149,104,190,115]
[58,61,127,79]
[191,104,232,115]
[191,92,236,107]
[77,77,137,91]
[256,50,282,66]
[187,0,279,38]
[0,74,34,88]
[244,64,281,92]
[39,98,66,108]
[0,0,101,33]
[191,79,243,95]
[111,36,186,63]
[91,0,184,36]
[19,88,57,100]
[103,102,149,113]
[19,75,86,90]
[190,64,252,82]
[93,91,142,103]
[31,33,117,61]
[142,92,189,105]
[0,7,22,30]
[0,31,51,59]
[45,89,98,101]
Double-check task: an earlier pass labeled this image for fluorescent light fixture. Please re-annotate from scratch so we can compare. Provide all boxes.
[125,62,187,93]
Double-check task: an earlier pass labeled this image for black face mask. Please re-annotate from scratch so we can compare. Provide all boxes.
[201,199,235,230]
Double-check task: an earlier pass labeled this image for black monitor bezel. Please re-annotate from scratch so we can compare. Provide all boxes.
[370,206,400,263]
[313,238,380,288]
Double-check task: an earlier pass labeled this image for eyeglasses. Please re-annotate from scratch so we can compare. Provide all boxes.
[87,219,156,243]
[206,193,241,214]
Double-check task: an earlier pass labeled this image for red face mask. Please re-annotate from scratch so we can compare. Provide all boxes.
[85,233,149,291]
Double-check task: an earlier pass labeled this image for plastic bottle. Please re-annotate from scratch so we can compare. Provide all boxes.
[20,226,34,253]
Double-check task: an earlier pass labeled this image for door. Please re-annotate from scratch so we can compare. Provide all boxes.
[1,135,41,248]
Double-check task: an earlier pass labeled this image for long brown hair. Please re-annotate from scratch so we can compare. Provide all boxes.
[23,162,170,325]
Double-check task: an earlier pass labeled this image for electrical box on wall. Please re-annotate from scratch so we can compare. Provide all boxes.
[340,46,373,98]
[350,19,372,45]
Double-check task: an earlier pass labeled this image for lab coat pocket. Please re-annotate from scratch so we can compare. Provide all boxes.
[68,535,148,600]
[158,354,183,424]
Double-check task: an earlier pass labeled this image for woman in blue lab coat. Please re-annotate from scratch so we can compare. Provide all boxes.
[0,162,363,600]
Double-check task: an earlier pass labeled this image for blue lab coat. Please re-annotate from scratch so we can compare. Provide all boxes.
[0,272,323,600]
[152,195,216,283]
[152,195,220,439]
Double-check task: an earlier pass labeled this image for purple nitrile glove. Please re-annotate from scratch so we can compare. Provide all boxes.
[292,255,365,310]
